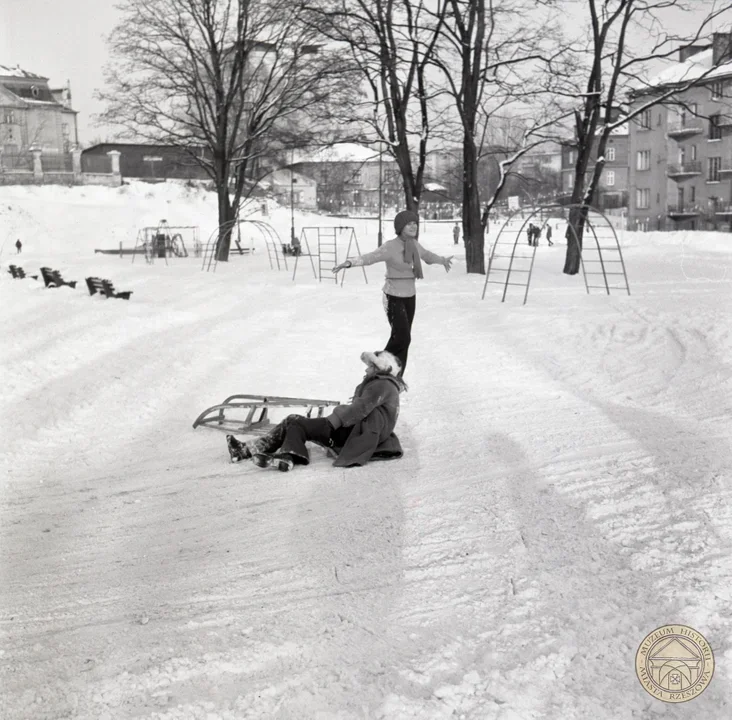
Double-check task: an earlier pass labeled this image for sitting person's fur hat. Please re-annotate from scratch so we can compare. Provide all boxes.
[360,350,401,377]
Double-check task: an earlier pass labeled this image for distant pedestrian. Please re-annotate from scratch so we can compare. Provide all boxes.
[453,223,460,245]
[534,225,542,247]
[545,224,553,246]
[526,224,534,246]
[15,239,22,254]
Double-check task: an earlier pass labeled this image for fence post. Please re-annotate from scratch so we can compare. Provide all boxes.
[31,147,43,183]
[72,146,82,183]
[107,150,121,186]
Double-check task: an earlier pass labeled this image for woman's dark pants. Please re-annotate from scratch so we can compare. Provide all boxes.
[383,293,416,373]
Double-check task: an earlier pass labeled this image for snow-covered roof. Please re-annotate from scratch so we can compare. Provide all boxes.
[0,63,45,80]
[19,97,61,107]
[595,122,628,136]
[295,143,381,164]
[644,49,732,90]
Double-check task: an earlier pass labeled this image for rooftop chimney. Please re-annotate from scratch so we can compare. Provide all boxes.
[679,44,710,63]
[712,32,732,66]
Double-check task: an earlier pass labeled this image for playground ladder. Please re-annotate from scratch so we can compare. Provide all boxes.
[482,221,537,305]
[578,222,631,296]
[317,227,338,282]
[292,227,368,285]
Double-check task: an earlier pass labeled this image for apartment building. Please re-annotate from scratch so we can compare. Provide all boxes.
[628,33,732,231]
[0,64,78,156]
[561,126,629,209]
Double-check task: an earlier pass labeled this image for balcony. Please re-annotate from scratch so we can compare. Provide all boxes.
[720,156,732,175]
[667,161,702,179]
[715,204,732,216]
[667,204,701,218]
[666,121,704,139]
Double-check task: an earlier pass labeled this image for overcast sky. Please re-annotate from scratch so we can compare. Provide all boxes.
[1,0,730,146]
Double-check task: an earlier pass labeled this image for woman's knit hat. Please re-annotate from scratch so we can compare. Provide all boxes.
[360,350,401,378]
[394,210,419,235]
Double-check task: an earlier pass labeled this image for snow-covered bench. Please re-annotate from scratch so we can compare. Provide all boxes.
[8,264,38,280]
[85,276,133,300]
[40,267,77,289]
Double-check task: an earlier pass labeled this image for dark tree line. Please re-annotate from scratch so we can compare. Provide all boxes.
[100,0,731,270]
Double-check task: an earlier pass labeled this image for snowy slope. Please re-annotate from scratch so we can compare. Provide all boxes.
[1,182,731,720]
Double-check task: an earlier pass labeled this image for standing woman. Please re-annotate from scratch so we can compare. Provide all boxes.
[333,210,453,375]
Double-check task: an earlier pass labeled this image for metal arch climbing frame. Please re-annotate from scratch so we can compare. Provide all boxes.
[202,219,287,273]
[481,203,630,304]
[483,214,538,305]
[579,211,631,296]
[259,222,288,272]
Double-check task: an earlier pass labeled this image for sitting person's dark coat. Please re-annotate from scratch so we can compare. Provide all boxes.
[227,350,405,471]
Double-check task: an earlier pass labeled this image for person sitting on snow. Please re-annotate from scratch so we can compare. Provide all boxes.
[226,350,405,472]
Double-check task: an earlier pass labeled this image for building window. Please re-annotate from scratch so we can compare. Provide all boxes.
[708,156,721,182]
[711,81,725,100]
[677,104,698,128]
[3,110,14,124]
[638,109,651,129]
[690,186,696,202]
[636,188,650,209]
[709,114,722,140]
[605,170,615,186]
[31,85,39,98]
[568,150,576,164]
[568,174,574,189]
[606,147,616,162]
[636,150,651,171]
[690,144,697,161]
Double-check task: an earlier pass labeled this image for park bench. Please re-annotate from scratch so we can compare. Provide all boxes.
[85,276,133,300]
[7,265,38,280]
[40,267,77,289]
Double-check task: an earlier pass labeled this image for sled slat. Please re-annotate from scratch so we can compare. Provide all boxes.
[193,395,341,433]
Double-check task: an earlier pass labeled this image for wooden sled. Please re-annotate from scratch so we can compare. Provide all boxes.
[192,394,341,436]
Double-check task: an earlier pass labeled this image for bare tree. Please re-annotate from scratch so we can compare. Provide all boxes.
[427,0,569,273]
[555,0,732,275]
[303,0,448,215]
[98,0,346,260]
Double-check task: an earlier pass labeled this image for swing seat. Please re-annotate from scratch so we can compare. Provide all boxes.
[192,394,342,435]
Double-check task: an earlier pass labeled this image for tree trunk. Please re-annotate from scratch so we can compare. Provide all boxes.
[563,203,588,275]
[216,185,235,262]
[463,144,484,274]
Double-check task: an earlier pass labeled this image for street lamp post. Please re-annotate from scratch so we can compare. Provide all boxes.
[290,148,296,244]
[378,141,383,247]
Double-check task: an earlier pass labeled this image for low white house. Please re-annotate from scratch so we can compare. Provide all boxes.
[269,168,317,210]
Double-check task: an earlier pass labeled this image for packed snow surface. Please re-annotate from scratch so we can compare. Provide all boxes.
[1,181,731,719]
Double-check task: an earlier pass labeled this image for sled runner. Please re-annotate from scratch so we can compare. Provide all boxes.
[192,394,341,436]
